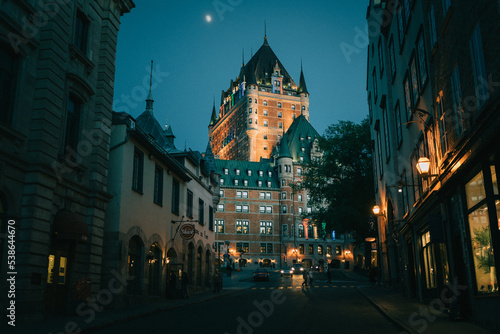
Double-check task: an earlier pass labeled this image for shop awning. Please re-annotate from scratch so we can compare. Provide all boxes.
[53,210,89,243]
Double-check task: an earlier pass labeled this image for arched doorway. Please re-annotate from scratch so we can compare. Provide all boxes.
[196,246,203,287]
[205,250,211,287]
[187,243,194,284]
[148,243,162,295]
[127,236,144,294]
[166,248,181,299]
[262,259,271,267]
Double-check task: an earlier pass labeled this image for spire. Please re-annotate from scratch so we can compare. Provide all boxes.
[209,100,217,127]
[278,133,292,159]
[264,21,268,45]
[145,60,154,112]
[297,60,309,95]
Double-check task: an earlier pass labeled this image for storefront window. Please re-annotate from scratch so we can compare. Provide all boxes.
[466,171,498,294]
[421,231,437,289]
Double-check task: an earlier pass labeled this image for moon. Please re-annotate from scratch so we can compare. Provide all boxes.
[205,14,212,23]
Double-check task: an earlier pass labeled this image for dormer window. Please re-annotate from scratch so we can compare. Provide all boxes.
[268,171,272,177]
[258,180,263,187]
[247,170,252,176]
[220,178,224,185]
[224,168,229,175]
[300,156,304,162]
[234,179,239,185]
[259,170,264,177]
[267,181,272,187]
[236,169,241,175]
[243,179,249,186]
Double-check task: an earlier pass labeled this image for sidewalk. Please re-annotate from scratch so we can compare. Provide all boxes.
[15,270,254,334]
[355,285,494,334]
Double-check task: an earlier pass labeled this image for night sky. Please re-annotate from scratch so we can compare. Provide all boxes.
[114,0,369,153]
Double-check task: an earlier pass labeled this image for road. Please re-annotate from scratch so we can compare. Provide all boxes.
[91,270,400,334]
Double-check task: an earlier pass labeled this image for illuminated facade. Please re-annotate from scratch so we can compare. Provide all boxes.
[367,0,500,330]
[208,35,310,162]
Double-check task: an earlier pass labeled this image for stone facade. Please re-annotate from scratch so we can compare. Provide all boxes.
[367,0,500,330]
[0,0,134,322]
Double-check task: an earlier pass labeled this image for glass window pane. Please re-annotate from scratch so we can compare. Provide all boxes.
[468,204,497,294]
[491,166,498,195]
[465,171,486,209]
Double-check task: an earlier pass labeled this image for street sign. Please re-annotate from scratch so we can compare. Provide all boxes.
[179,224,195,240]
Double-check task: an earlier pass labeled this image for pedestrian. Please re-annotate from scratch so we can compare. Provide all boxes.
[168,270,176,299]
[302,270,308,287]
[308,270,314,286]
[213,269,222,294]
[181,271,189,298]
[327,268,332,284]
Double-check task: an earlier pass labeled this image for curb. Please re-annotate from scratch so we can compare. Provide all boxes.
[355,287,419,334]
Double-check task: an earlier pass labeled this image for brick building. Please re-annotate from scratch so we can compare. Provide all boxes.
[208,35,310,162]
[367,0,500,330]
[0,0,134,321]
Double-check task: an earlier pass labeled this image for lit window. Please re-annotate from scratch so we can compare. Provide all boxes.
[291,105,295,110]
[278,112,282,118]
[217,204,225,212]
[263,110,268,116]
[263,100,267,106]
[278,122,282,128]
[278,102,282,108]
[266,192,271,199]
[264,120,268,127]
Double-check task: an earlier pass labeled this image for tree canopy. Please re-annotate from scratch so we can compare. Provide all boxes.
[298,117,374,242]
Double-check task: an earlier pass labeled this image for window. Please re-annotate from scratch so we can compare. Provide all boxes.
[389,36,396,81]
[172,178,180,215]
[278,122,282,129]
[308,244,314,255]
[217,204,225,212]
[249,119,252,124]
[301,105,305,111]
[436,92,447,157]
[378,38,384,76]
[278,112,282,118]
[267,181,272,187]
[187,190,193,217]
[470,24,489,108]
[260,243,266,253]
[247,169,252,176]
[154,165,163,205]
[282,225,288,236]
[267,243,273,253]
[258,180,263,187]
[74,11,89,53]
[65,96,82,152]
[281,192,286,199]
[263,100,267,106]
[278,102,282,108]
[383,106,391,161]
[236,205,242,212]
[372,68,377,102]
[298,194,303,202]
[234,179,239,186]
[236,220,249,234]
[395,101,403,148]
[209,206,214,231]
[132,148,144,193]
[216,220,225,233]
[397,2,405,47]
[260,221,273,234]
[335,246,341,255]
[451,66,465,136]
[263,120,268,127]
[326,245,332,256]
[260,206,265,213]
[429,5,437,48]
[300,156,304,163]
[198,198,204,225]
[266,206,272,213]
[291,105,295,110]
[417,30,428,89]
[263,110,268,116]
[0,48,18,126]
[242,191,248,198]
[410,54,419,105]
[263,134,267,140]
[249,108,252,114]
[224,168,229,175]
[297,168,302,175]
[307,207,312,214]
[242,205,249,213]
[259,170,264,177]
[259,192,265,199]
[220,190,225,197]
[281,205,287,213]
[236,169,241,175]
[220,178,224,185]
[421,231,437,289]
[281,180,286,187]
[236,191,242,198]
[248,98,252,103]
[266,192,271,199]
[299,244,305,254]
[298,207,303,214]
[318,245,323,255]
[404,72,412,120]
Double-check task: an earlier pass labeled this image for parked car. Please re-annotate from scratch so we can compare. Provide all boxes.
[280,266,293,277]
[291,263,304,275]
[253,268,270,281]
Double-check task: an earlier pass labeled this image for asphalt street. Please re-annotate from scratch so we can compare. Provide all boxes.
[90,270,400,334]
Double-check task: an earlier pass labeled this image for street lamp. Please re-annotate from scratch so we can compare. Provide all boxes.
[372,205,385,217]
[416,157,438,178]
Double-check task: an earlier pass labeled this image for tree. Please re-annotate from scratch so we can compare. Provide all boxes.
[298,117,374,243]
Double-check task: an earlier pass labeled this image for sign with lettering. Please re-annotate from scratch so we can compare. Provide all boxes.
[180,224,195,240]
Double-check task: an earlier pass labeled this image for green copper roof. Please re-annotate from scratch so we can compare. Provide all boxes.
[215,159,279,189]
[209,103,217,127]
[297,67,309,94]
[278,133,292,159]
[284,114,320,163]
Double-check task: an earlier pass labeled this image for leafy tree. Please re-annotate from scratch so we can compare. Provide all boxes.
[298,117,374,243]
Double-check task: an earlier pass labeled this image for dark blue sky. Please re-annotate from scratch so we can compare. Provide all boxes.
[114,0,369,152]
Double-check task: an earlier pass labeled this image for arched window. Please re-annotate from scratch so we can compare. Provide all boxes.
[127,236,144,294]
